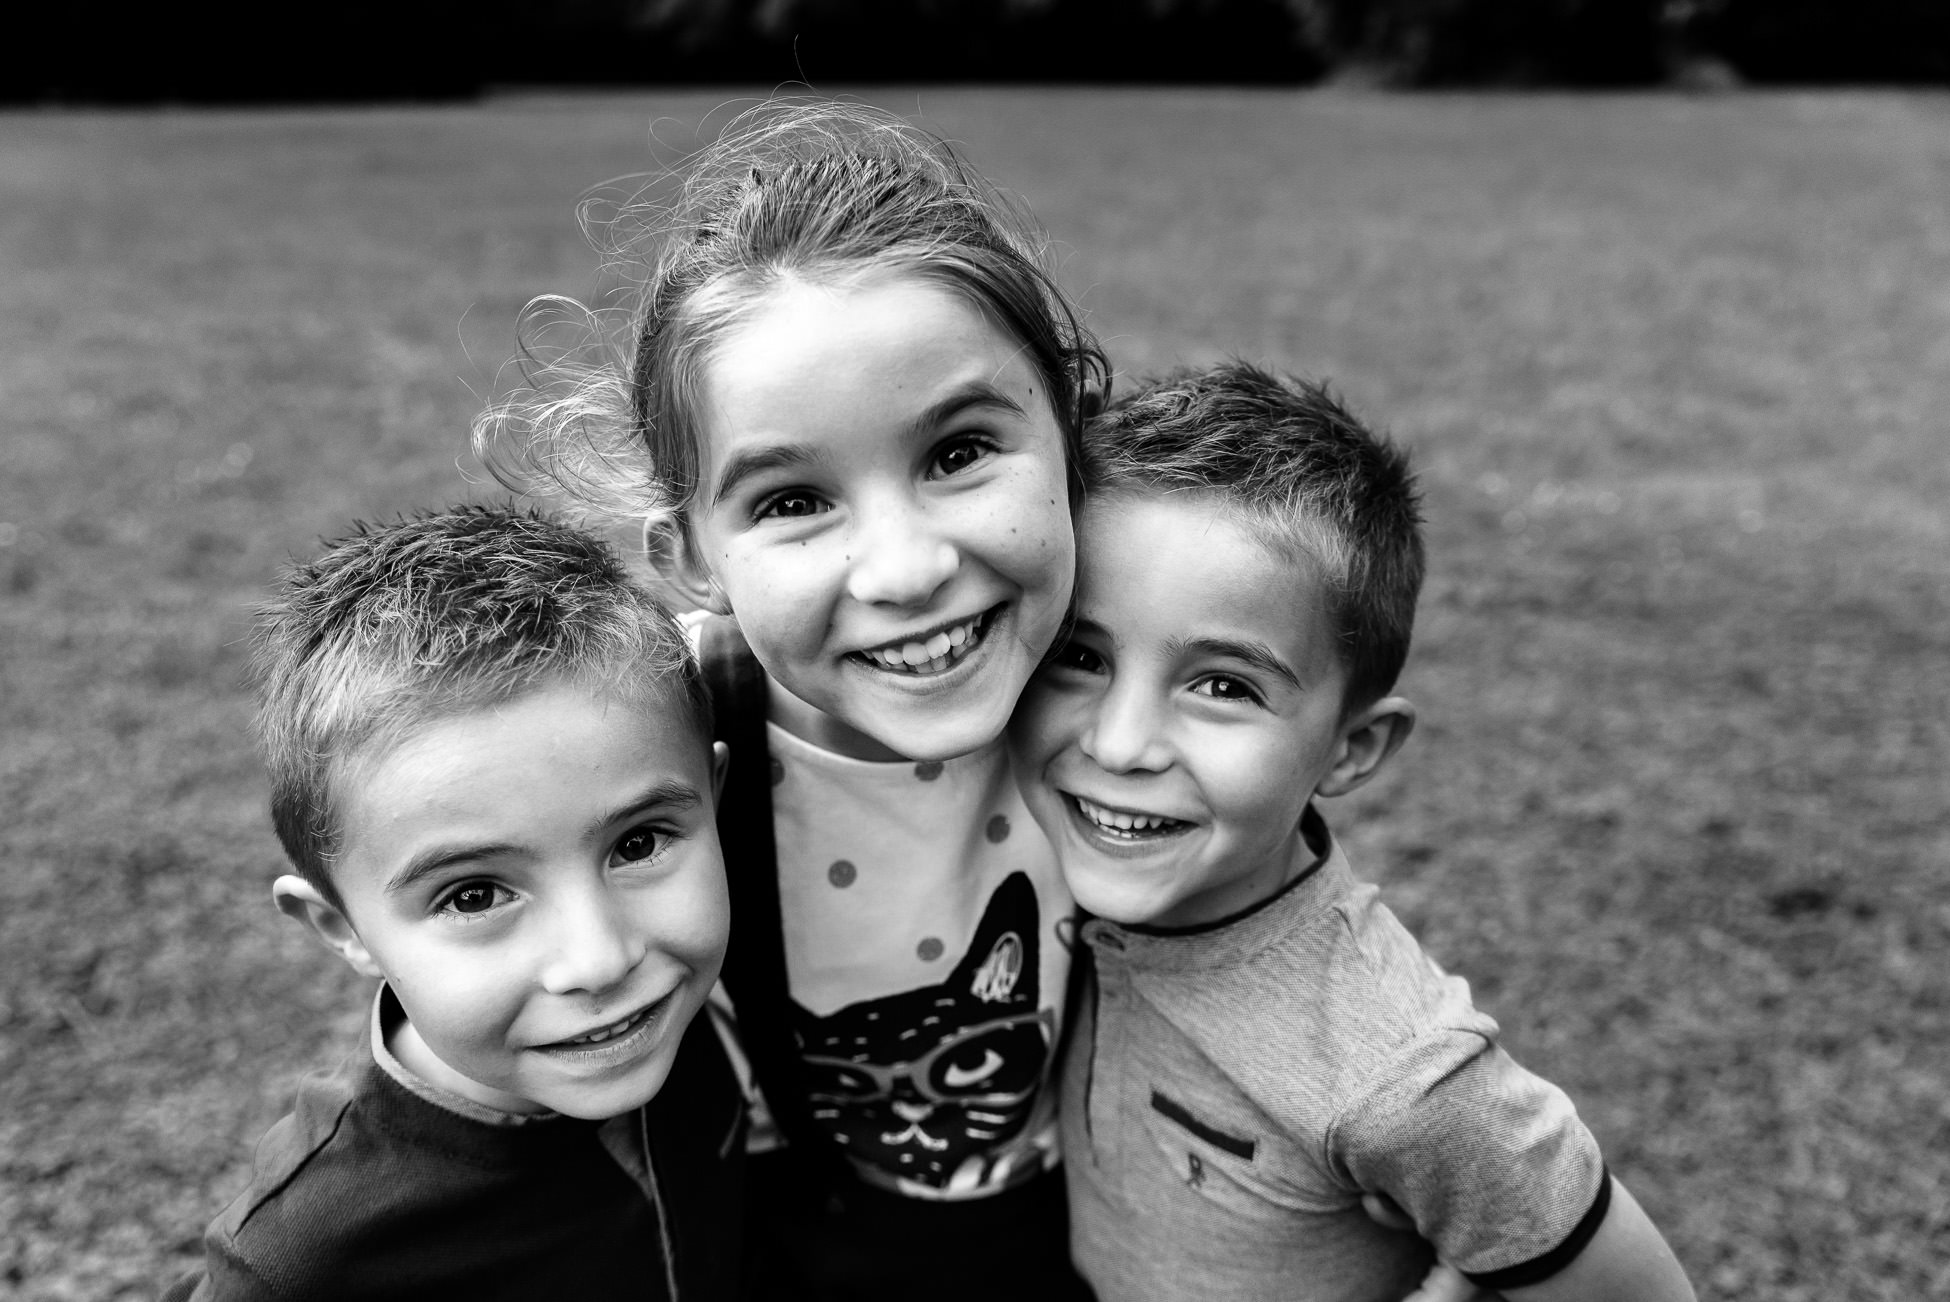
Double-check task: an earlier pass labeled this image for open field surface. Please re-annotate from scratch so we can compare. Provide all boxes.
[2,88,1947,1299]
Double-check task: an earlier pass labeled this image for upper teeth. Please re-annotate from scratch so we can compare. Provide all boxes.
[865,616,980,671]
[567,1011,640,1046]
[1076,797,1177,833]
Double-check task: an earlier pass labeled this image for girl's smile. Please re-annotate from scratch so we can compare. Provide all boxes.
[682,272,1075,763]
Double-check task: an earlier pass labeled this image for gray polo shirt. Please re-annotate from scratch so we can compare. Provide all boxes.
[1062,811,1605,1302]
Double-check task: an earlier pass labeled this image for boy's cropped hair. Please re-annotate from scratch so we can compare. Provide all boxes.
[1082,361,1424,712]
[250,503,712,909]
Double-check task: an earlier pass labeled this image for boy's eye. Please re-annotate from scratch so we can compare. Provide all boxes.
[930,436,992,478]
[442,883,505,917]
[757,490,828,520]
[1191,675,1257,702]
[1050,641,1104,674]
[612,825,664,865]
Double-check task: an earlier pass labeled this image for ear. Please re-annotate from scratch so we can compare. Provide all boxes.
[710,740,730,803]
[643,515,729,615]
[273,875,385,980]
[1315,696,1416,800]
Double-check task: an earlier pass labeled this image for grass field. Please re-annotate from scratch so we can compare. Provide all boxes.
[2,88,1946,1300]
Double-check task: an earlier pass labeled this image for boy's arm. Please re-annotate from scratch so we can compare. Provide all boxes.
[1497,1178,1694,1302]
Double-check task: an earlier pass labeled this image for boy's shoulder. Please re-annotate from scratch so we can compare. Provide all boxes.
[169,998,744,1301]
[165,1005,744,1294]
[161,1047,375,1301]
[1115,824,1501,1124]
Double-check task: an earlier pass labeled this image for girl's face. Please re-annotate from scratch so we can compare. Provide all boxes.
[681,272,1074,762]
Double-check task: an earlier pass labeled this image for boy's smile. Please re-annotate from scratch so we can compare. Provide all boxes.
[278,684,729,1119]
[1012,492,1410,929]
[682,272,1074,763]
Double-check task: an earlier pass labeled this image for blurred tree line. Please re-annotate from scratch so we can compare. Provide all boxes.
[18,0,1950,100]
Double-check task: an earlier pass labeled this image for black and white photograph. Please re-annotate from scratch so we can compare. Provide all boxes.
[3,4,1945,1299]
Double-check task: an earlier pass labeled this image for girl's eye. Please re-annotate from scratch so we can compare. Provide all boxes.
[612,825,664,865]
[930,436,992,478]
[757,490,828,521]
[441,883,505,917]
[1191,675,1258,703]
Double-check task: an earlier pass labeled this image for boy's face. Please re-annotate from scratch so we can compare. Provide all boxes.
[286,683,729,1120]
[678,273,1074,763]
[1013,492,1383,929]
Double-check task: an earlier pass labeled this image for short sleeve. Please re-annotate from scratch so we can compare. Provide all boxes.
[1330,1028,1606,1279]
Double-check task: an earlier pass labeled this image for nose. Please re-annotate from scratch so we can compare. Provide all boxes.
[844,494,959,609]
[1078,680,1171,775]
[537,883,644,999]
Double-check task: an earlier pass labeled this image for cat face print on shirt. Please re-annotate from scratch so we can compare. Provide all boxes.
[795,872,1052,1192]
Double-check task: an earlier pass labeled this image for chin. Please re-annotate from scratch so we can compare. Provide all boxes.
[1064,872,1171,929]
[537,1060,678,1121]
[871,702,1015,763]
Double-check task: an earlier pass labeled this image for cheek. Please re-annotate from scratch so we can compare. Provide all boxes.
[716,542,825,644]
[993,484,1077,615]
[1015,687,1085,770]
[1219,741,1318,833]
[391,959,517,1049]
[641,862,732,972]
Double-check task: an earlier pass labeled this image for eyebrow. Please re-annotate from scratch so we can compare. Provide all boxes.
[707,443,824,511]
[705,380,1029,509]
[1167,636,1305,692]
[383,778,706,896]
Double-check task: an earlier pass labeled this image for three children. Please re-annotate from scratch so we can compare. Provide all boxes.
[173,98,1693,1302]
[165,506,743,1300]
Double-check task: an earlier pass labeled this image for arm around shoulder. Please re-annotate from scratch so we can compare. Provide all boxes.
[1498,1177,1694,1302]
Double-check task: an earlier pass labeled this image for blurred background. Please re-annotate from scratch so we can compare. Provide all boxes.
[3,5,1949,1302]
[11,0,1950,101]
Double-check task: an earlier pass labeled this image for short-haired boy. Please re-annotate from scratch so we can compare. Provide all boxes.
[1011,364,1695,1302]
[164,505,743,1301]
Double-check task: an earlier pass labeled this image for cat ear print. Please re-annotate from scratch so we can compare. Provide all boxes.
[950,872,1041,1008]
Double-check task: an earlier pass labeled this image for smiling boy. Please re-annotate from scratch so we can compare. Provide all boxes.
[164,506,743,1301]
[1012,364,1695,1302]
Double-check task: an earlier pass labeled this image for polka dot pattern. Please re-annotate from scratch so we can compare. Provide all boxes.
[913,761,944,782]
[916,937,944,961]
[827,860,857,888]
[985,814,1010,844]
[769,758,785,787]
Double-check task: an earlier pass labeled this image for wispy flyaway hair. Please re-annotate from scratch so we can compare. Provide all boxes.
[473,97,1107,534]
[1083,362,1425,713]
[249,504,711,907]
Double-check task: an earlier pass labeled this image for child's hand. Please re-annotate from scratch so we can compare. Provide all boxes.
[1361,1195,1497,1302]
[1399,1263,1494,1302]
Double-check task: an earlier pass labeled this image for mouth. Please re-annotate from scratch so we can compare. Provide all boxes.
[854,608,995,677]
[536,996,668,1062]
[1069,794,1192,842]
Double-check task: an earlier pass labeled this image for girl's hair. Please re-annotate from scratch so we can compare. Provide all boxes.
[473,98,1107,535]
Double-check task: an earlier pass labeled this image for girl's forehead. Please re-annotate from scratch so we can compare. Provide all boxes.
[696,279,1045,451]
